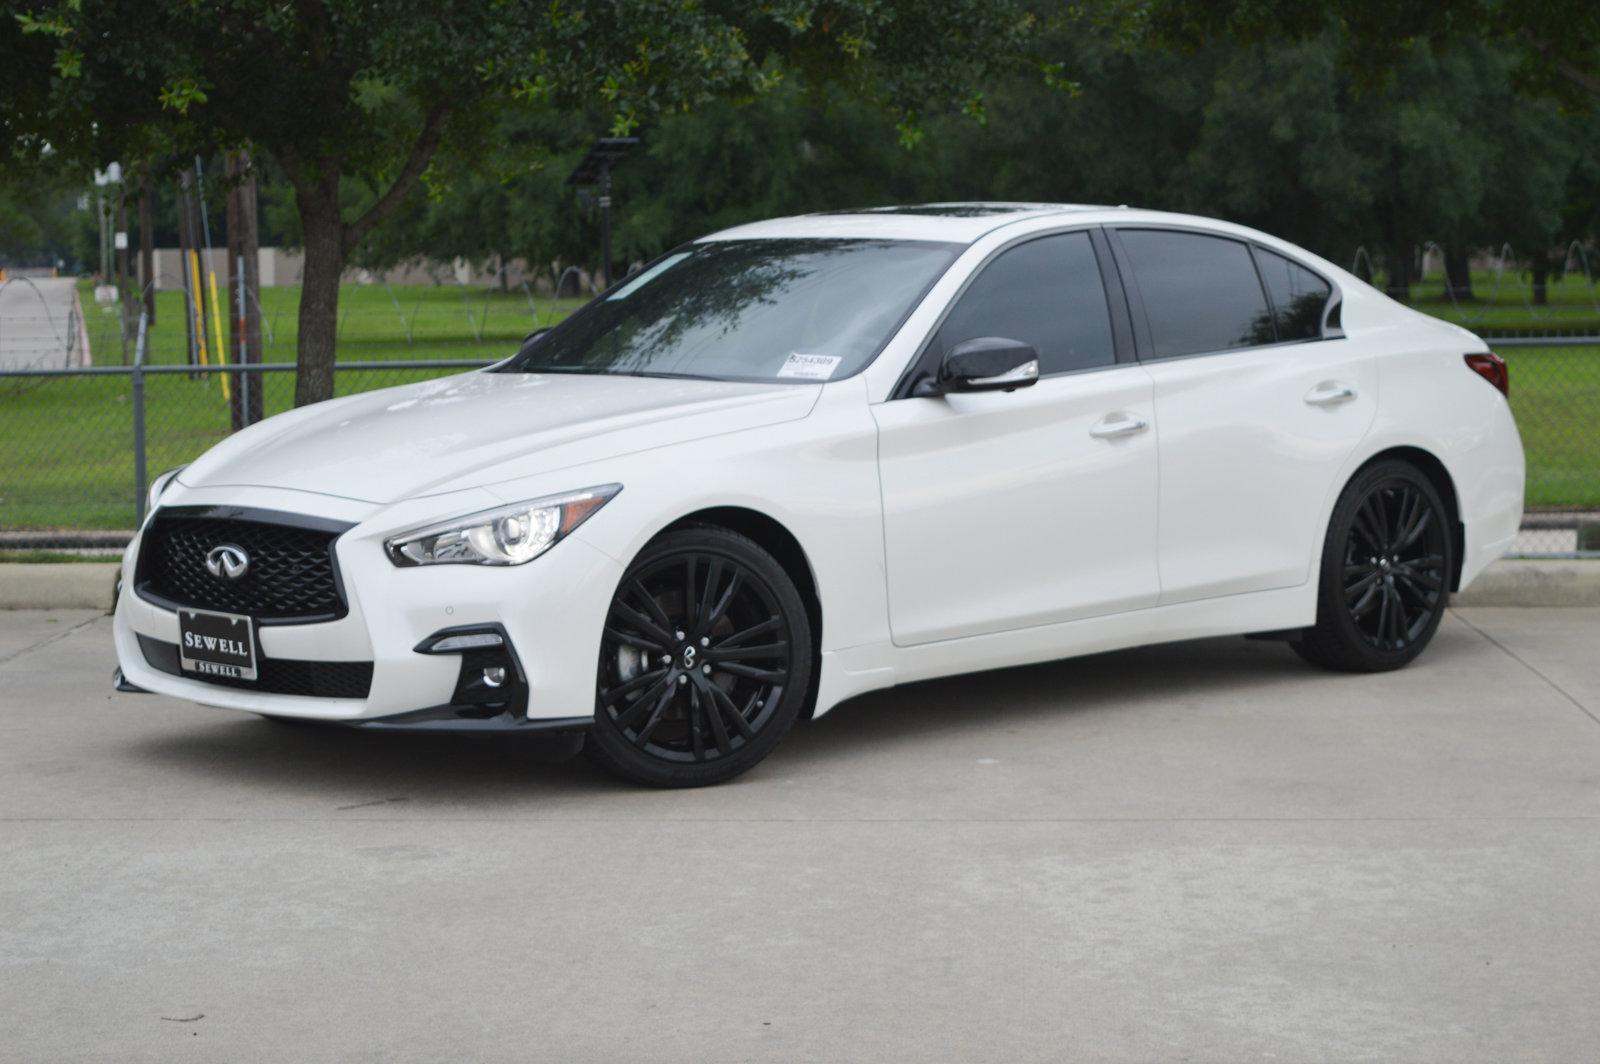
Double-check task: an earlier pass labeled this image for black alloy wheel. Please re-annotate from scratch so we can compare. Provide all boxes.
[587,526,812,787]
[1294,459,1452,672]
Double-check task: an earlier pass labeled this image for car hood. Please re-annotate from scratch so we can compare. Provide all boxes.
[179,370,820,504]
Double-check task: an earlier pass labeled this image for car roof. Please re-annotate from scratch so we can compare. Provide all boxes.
[695,204,1361,289]
[698,203,1108,244]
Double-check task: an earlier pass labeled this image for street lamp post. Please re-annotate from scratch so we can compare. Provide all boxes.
[566,137,640,291]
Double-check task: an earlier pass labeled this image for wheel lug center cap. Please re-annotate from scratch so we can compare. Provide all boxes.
[680,644,697,669]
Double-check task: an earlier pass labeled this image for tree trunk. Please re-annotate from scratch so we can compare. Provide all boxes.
[284,105,451,406]
[227,149,264,428]
[1444,246,1475,301]
[1531,256,1549,306]
[294,184,345,406]
[138,174,156,327]
[1385,244,1411,302]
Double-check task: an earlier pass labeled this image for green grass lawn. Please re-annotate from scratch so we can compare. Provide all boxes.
[1398,270,1600,335]
[1496,344,1600,509]
[0,273,1596,532]
[2,284,582,529]
[78,280,583,367]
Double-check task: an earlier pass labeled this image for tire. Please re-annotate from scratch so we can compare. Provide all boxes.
[1293,459,1453,672]
[586,526,814,787]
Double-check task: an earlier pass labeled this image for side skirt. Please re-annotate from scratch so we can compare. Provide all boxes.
[809,581,1317,717]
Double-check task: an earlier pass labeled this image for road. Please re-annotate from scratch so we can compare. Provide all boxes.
[0,276,85,369]
[2,607,1598,1062]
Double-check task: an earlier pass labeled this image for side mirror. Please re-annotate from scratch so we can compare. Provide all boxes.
[914,336,1040,396]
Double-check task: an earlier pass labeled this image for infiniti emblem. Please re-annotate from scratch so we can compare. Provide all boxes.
[681,644,697,669]
[205,544,251,581]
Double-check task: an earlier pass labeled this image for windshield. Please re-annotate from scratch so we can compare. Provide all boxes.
[499,238,961,384]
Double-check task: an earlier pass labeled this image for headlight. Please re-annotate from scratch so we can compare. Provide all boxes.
[146,466,186,516]
[384,484,622,567]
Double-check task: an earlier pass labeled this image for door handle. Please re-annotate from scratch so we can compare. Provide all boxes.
[1089,412,1149,439]
[1305,381,1357,406]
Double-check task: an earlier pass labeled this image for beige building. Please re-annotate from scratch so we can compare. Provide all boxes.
[139,248,565,290]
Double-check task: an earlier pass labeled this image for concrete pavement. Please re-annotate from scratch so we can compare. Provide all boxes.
[2,608,1598,1061]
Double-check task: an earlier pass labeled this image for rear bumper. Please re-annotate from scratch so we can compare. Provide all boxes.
[1457,398,1526,590]
[112,489,623,724]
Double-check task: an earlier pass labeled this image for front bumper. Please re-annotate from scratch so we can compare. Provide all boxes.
[112,488,624,725]
[113,664,590,733]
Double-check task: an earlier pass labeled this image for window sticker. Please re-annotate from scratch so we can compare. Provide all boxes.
[777,353,842,381]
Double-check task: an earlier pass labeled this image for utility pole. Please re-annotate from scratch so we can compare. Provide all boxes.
[176,169,198,369]
[599,163,613,290]
[116,182,130,364]
[94,182,108,282]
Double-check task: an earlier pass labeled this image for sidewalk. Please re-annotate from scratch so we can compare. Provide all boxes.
[0,276,86,369]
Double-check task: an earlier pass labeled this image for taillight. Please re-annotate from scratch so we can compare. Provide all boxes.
[1464,352,1509,397]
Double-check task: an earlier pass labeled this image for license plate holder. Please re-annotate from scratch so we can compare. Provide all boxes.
[178,608,257,681]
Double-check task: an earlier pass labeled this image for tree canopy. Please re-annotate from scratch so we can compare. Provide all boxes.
[338,21,1599,303]
[4,0,1042,402]
[4,1,1599,388]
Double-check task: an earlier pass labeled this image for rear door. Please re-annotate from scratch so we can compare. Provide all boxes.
[1110,227,1377,604]
[872,229,1160,645]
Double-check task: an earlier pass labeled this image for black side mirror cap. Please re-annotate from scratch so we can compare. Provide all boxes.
[914,336,1040,397]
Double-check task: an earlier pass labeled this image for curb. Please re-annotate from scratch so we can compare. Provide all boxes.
[0,563,121,610]
[1,559,1597,612]
[0,530,135,550]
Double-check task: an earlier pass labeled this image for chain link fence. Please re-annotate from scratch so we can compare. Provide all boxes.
[1,281,538,557]
[0,355,498,557]
[1493,337,1600,556]
[1,287,1596,560]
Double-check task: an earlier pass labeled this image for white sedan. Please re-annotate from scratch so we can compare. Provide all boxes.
[112,204,1525,786]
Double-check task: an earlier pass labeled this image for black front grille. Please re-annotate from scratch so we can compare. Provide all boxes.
[138,635,374,699]
[136,507,351,622]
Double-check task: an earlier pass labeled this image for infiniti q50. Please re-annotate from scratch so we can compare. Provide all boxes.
[112,204,1524,786]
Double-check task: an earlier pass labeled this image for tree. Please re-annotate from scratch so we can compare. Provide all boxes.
[0,176,91,268]
[1133,0,1600,110]
[347,107,597,287]
[5,0,1039,404]
[1130,0,1600,293]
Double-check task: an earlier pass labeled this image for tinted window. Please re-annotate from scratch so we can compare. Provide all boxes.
[1255,247,1332,341]
[1119,230,1275,359]
[501,238,960,384]
[934,232,1115,375]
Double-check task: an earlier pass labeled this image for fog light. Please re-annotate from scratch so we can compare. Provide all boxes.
[416,624,527,718]
[429,632,504,652]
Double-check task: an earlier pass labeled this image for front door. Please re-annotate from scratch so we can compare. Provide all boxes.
[872,230,1161,646]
